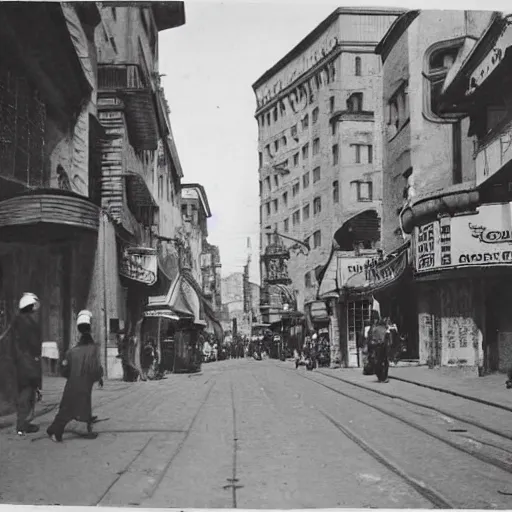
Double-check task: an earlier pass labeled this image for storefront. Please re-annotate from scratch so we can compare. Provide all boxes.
[409,202,512,371]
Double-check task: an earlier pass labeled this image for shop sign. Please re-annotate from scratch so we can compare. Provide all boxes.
[119,248,157,285]
[414,203,512,272]
[143,309,180,320]
[337,256,377,286]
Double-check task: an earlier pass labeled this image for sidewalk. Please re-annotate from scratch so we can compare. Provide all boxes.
[388,365,512,411]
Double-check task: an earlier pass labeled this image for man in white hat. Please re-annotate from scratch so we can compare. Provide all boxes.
[12,293,42,435]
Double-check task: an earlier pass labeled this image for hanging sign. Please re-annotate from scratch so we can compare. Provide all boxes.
[119,247,157,285]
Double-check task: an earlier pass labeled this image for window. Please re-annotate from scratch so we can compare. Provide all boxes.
[303,172,310,188]
[284,218,289,232]
[292,210,300,226]
[303,203,310,220]
[305,272,312,288]
[312,107,319,124]
[330,96,335,113]
[274,140,279,152]
[264,176,271,192]
[313,196,322,214]
[333,180,339,203]
[272,199,278,213]
[259,180,262,196]
[313,138,320,155]
[265,226,272,245]
[261,115,265,127]
[274,175,279,187]
[273,108,278,122]
[291,125,298,140]
[424,42,460,119]
[368,145,373,164]
[332,144,339,165]
[282,191,288,206]
[302,114,309,130]
[352,144,373,164]
[313,167,321,183]
[259,152,263,167]
[158,175,164,198]
[111,7,117,20]
[387,82,410,139]
[293,153,299,166]
[331,121,337,136]
[265,202,271,215]
[292,183,300,197]
[302,143,309,160]
[347,92,363,112]
[313,230,322,248]
[282,136,287,147]
[354,181,373,202]
[266,112,271,125]
[355,56,362,76]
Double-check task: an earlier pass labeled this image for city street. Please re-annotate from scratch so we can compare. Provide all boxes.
[2,359,512,509]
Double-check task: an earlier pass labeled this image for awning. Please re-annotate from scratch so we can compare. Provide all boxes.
[145,273,196,320]
[344,243,410,298]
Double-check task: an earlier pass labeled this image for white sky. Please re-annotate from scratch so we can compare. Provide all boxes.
[158,0,506,284]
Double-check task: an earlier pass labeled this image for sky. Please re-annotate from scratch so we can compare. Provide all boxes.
[159,1,341,284]
[158,0,504,284]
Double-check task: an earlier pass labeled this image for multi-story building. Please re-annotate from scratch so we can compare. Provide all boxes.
[201,241,222,318]
[252,8,401,366]
[371,10,494,368]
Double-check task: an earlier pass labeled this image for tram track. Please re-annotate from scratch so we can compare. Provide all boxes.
[291,369,512,475]
[93,379,216,506]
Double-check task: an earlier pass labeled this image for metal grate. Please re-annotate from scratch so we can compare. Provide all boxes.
[0,68,46,188]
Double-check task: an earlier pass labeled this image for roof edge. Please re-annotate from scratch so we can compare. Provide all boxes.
[375,10,419,62]
[182,183,212,218]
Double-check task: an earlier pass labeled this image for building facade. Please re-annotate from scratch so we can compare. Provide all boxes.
[253,8,401,365]
[374,10,497,369]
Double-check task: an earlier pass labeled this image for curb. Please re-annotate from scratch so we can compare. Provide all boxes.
[389,375,512,413]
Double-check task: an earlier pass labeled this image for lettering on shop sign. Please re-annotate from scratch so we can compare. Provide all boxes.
[417,223,436,271]
[469,223,512,244]
[458,251,512,264]
[440,218,452,266]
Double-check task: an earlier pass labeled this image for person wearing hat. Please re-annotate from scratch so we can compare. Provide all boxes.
[46,310,104,442]
[11,293,43,436]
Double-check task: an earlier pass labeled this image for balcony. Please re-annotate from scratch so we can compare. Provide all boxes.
[98,64,159,151]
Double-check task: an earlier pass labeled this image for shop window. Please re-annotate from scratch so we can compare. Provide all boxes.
[292,182,300,197]
[313,138,320,155]
[330,96,335,113]
[293,153,299,166]
[313,167,321,183]
[313,196,322,214]
[302,143,309,160]
[355,56,362,76]
[292,210,300,226]
[347,300,372,349]
[282,191,288,206]
[347,92,363,112]
[333,180,339,203]
[284,218,289,232]
[303,172,310,188]
[424,40,461,119]
[313,107,319,124]
[303,203,310,220]
[313,230,322,248]
[332,144,339,165]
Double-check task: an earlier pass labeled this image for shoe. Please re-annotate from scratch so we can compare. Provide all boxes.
[25,424,39,434]
[82,432,98,440]
[46,427,63,442]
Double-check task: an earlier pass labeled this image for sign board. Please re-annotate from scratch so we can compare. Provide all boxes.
[414,203,512,272]
[119,247,157,285]
[143,309,180,320]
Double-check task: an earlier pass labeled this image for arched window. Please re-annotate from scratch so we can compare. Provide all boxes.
[355,56,362,76]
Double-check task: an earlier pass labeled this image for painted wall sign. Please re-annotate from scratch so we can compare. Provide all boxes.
[119,248,157,285]
[414,202,512,272]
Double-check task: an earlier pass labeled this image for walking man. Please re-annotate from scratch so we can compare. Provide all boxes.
[46,310,103,442]
[371,318,391,383]
[12,292,43,436]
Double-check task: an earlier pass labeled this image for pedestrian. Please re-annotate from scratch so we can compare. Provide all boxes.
[11,292,43,436]
[141,340,155,380]
[46,310,104,442]
[371,317,391,383]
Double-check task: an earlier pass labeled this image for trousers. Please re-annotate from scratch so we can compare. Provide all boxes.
[373,344,389,382]
[16,386,36,431]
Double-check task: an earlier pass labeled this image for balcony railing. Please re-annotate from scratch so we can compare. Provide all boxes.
[98,64,147,91]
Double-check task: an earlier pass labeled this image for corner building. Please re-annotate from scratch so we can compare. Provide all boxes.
[252,8,400,365]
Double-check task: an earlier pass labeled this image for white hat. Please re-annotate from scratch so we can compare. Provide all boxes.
[77,310,92,326]
[19,293,40,311]
[312,333,318,340]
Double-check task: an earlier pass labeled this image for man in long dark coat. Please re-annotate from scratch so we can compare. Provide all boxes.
[46,310,103,442]
[12,292,43,436]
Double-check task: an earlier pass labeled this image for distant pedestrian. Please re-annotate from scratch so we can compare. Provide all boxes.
[46,310,103,442]
[141,341,155,380]
[12,293,43,436]
[370,318,391,383]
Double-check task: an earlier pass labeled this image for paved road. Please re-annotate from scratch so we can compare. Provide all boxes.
[1,359,512,508]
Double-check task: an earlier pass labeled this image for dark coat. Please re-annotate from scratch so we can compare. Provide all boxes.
[59,339,103,423]
[11,313,42,389]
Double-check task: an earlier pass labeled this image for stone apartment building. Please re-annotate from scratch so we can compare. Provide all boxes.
[252,8,400,365]
[370,10,496,368]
